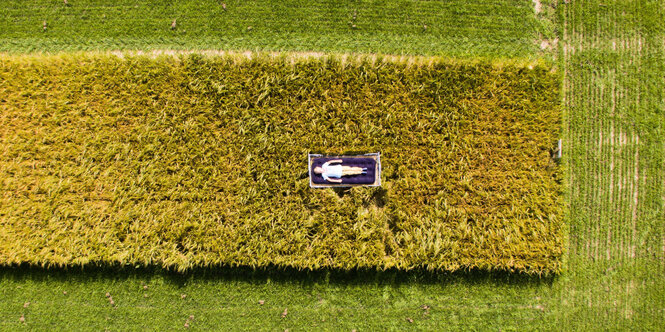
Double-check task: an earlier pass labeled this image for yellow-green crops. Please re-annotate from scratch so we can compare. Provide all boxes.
[0,53,562,274]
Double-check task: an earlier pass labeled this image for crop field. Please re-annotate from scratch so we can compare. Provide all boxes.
[1,0,664,330]
[0,53,562,274]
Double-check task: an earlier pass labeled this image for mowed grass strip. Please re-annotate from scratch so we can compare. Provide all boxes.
[0,266,556,331]
[0,0,547,59]
[560,0,665,326]
[0,52,562,274]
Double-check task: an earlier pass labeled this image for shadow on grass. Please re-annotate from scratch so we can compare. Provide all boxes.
[0,263,555,289]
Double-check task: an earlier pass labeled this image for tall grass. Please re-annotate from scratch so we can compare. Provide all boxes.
[0,52,562,274]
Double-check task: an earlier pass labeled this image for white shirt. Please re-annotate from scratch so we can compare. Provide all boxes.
[321,161,343,181]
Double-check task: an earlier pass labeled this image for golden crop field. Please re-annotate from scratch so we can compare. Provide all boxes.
[0,53,562,274]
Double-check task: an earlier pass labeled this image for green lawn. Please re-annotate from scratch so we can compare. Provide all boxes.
[1,266,557,331]
[559,0,665,327]
[1,0,664,330]
[0,0,552,59]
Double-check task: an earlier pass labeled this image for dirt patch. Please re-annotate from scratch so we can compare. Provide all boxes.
[532,0,542,14]
[540,38,559,51]
[631,134,639,259]
[609,125,615,199]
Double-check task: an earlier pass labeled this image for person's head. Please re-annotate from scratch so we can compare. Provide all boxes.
[314,166,323,174]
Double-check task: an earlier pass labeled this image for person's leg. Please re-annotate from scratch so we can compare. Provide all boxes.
[342,166,364,175]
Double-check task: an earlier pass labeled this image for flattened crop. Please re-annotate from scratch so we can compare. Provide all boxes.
[0,53,563,274]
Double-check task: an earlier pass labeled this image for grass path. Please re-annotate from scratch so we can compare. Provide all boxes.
[1,267,556,331]
[0,0,551,59]
[559,0,665,328]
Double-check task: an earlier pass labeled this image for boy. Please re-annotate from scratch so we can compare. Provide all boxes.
[313,159,367,183]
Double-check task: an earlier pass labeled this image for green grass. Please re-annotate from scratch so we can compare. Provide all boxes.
[0,53,562,274]
[0,266,557,331]
[1,0,665,330]
[0,0,551,59]
[558,0,665,327]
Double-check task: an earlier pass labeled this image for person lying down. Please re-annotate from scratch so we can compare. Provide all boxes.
[313,159,367,183]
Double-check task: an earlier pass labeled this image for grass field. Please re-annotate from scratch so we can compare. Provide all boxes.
[1,266,559,331]
[558,0,664,327]
[0,0,554,59]
[1,0,664,330]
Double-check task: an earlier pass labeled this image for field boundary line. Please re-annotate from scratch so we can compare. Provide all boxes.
[0,49,550,70]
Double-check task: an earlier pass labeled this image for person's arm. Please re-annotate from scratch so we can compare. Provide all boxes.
[322,173,342,183]
[322,160,341,168]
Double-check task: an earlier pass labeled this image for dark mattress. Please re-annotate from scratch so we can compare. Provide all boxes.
[310,157,377,184]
